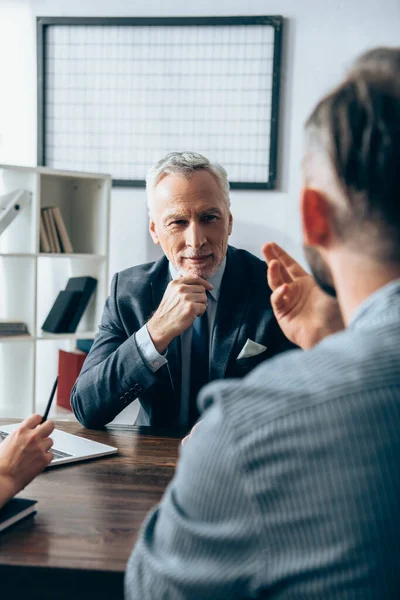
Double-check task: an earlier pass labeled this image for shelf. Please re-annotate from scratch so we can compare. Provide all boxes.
[38,165,111,180]
[37,331,96,341]
[0,253,106,259]
[0,334,33,343]
[0,332,97,342]
[0,164,110,418]
[0,253,35,258]
[38,253,106,260]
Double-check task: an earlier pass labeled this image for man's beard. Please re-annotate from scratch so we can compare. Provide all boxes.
[303,246,337,298]
[178,251,220,279]
[180,259,218,279]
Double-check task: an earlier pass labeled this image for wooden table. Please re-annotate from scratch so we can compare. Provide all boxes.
[0,420,182,599]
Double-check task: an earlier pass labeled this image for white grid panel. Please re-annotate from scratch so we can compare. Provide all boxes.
[45,24,276,184]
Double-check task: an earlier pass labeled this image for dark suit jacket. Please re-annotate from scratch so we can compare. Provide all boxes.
[71,246,294,428]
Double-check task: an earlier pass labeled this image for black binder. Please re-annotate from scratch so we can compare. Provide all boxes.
[64,276,97,333]
[42,290,82,333]
[41,276,97,334]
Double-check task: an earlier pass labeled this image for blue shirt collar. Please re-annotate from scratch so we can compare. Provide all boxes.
[349,278,400,330]
[168,257,226,302]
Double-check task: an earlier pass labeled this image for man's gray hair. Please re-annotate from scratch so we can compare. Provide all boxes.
[146,151,230,217]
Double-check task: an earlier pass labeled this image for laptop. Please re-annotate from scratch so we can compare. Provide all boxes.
[0,423,118,467]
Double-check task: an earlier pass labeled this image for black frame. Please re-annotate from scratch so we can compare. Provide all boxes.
[37,16,283,190]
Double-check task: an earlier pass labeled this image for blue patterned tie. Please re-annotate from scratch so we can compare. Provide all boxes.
[189,308,209,427]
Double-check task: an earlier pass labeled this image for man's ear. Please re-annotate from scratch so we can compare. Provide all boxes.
[149,219,160,245]
[228,211,233,236]
[300,187,332,248]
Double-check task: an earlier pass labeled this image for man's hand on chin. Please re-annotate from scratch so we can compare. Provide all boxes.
[263,242,344,349]
[147,276,213,353]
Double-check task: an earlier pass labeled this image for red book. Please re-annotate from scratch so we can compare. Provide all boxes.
[57,349,87,411]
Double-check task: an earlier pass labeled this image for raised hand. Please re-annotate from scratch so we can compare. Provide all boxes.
[0,414,54,507]
[263,242,344,349]
[147,276,213,353]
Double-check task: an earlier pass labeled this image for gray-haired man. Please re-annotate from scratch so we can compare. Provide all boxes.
[71,152,297,429]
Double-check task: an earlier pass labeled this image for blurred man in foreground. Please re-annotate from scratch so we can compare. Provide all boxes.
[126,47,400,599]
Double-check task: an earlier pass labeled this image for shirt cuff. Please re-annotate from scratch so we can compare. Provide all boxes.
[135,325,168,372]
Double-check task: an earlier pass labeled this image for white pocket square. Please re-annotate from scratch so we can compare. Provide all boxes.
[237,339,267,360]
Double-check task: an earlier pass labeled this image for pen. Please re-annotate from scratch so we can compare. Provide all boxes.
[41,375,59,424]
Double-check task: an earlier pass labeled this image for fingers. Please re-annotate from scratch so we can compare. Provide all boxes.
[42,437,54,452]
[21,414,42,430]
[263,247,293,288]
[45,451,54,465]
[178,283,209,311]
[178,275,214,291]
[20,416,55,436]
[194,302,208,317]
[267,259,292,290]
[270,284,291,314]
[36,419,55,438]
[16,417,55,447]
[181,290,208,308]
[178,284,209,296]
[263,242,308,278]
[262,242,278,265]
[270,281,302,317]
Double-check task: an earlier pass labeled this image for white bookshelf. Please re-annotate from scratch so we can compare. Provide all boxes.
[0,164,111,419]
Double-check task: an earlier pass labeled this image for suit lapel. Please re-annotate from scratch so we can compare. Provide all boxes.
[210,247,252,380]
[150,258,182,405]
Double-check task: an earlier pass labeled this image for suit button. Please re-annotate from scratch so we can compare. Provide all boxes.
[134,384,142,393]
[123,392,131,405]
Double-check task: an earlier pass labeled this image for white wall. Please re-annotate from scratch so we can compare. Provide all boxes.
[1,0,399,422]
[2,0,400,275]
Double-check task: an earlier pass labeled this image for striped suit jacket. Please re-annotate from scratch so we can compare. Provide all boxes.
[125,280,400,599]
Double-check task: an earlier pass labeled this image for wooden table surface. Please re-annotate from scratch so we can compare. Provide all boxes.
[0,419,182,599]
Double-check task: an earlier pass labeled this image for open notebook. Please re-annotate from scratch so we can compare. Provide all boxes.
[0,424,118,467]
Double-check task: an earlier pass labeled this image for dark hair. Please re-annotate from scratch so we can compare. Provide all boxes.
[305,47,400,262]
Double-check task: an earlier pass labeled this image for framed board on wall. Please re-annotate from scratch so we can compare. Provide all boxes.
[37,16,283,189]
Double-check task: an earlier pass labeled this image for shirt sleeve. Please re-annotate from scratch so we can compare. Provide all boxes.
[125,398,261,600]
[135,324,168,373]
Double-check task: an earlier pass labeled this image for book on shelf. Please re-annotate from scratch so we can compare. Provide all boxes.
[51,206,74,253]
[42,276,97,334]
[76,338,94,354]
[64,276,97,333]
[40,206,73,253]
[0,189,31,236]
[57,348,88,410]
[42,290,82,333]
[0,320,29,336]
[39,212,51,252]
[42,208,59,252]
[0,497,37,534]
[42,207,60,252]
